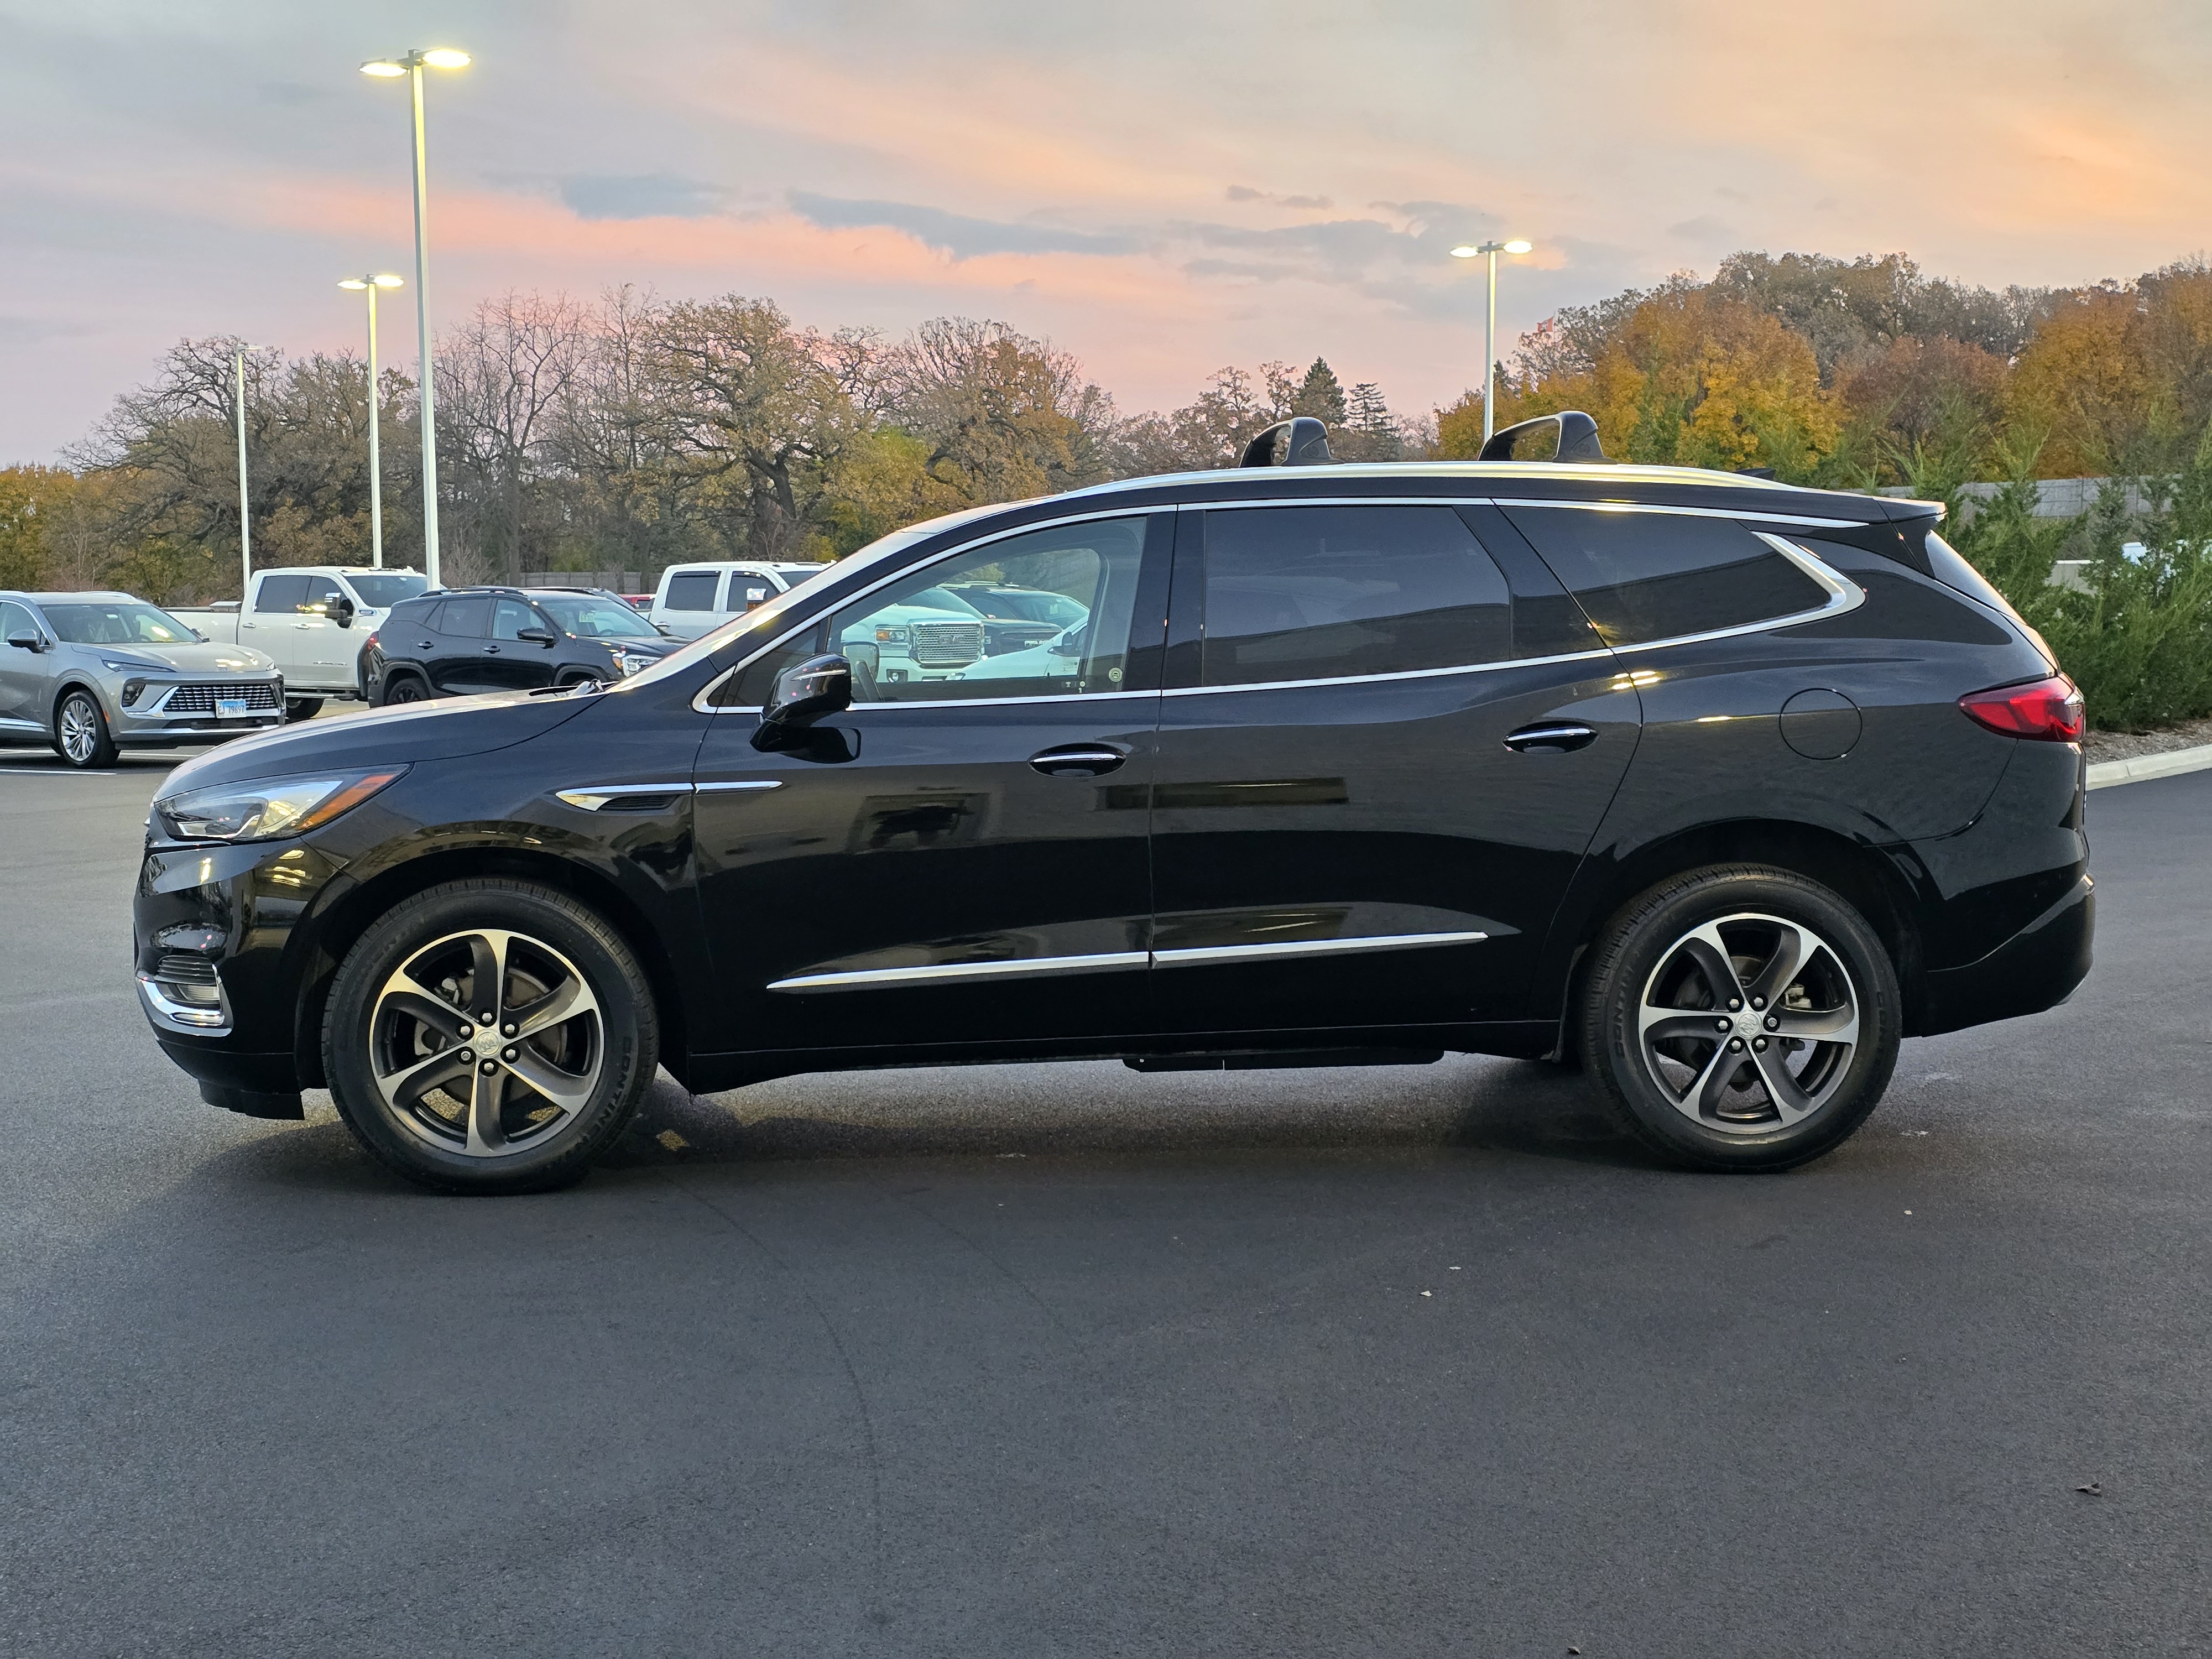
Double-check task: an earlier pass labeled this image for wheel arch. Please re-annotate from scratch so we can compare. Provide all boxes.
[1545,818,1930,1057]
[290,845,690,1091]
[49,674,111,727]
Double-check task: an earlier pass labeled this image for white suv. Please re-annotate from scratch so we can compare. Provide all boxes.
[648,561,831,641]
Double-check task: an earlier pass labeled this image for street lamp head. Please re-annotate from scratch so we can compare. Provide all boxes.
[1449,245,1481,259]
[338,278,369,290]
[371,273,405,288]
[359,59,406,77]
[1503,239,1534,255]
[420,48,472,69]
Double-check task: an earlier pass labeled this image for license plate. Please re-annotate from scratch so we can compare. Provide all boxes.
[216,696,254,720]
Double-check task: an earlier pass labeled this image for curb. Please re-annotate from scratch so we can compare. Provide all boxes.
[2086,741,2212,791]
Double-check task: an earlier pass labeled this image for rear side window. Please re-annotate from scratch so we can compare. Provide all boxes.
[663,572,722,612]
[1196,505,1515,686]
[440,597,491,639]
[1502,508,1828,645]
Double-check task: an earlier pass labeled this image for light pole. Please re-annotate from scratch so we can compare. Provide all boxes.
[338,274,405,568]
[1450,238,1533,444]
[233,345,251,598]
[360,46,471,587]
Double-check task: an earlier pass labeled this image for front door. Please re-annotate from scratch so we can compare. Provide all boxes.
[0,599,44,728]
[690,513,1170,1060]
[483,598,557,692]
[1145,501,1639,1040]
[240,573,307,677]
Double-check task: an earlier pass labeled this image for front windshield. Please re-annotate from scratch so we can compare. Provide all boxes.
[43,602,196,646]
[538,595,660,638]
[348,573,429,608]
[908,586,986,617]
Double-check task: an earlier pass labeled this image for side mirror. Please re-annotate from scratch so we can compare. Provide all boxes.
[515,627,556,646]
[6,631,43,653]
[331,596,356,629]
[752,654,852,753]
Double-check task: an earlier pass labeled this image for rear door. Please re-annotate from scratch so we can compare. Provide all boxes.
[690,513,1169,1056]
[426,596,493,694]
[1145,500,1639,1040]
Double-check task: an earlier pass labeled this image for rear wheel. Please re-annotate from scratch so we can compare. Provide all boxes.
[379,671,430,707]
[1578,864,1899,1171]
[54,689,118,768]
[322,879,658,1194]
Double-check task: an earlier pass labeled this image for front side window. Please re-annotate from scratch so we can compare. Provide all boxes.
[41,602,197,646]
[1503,508,1829,645]
[732,517,1152,705]
[1195,505,1515,687]
[1,600,40,642]
[663,572,722,612]
[254,575,310,614]
[491,599,542,641]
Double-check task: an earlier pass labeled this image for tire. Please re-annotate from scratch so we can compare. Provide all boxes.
[53,688,118,768]
[379,671,431,707]
[285,697,325,722]
[1577,864,1900,1172]
[322,879,659,1194]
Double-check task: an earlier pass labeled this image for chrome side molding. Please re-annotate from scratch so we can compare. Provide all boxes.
[554,780,784,811]
[768,931,1490,993]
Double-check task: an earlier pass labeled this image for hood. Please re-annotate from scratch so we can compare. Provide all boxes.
[87,640,276,675]
[156,686,599,799]
[586,633,676,654]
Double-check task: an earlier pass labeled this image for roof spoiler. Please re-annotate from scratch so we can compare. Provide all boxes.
[1238,416,1335,467]
[1479,410,1608,463]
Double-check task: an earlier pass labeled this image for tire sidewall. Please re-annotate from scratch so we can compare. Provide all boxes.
[323,880,656,1193]
[380,672,429,707]
[1584,867,1900,1171]
[55,689,115,768]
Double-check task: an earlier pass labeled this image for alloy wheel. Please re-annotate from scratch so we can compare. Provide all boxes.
[369,928,603,1159]
[59,695,102,764]
[1635,911,1860,1134]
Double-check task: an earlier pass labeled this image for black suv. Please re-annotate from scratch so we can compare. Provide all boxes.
[361,586,676,703]
[135,414,2093,1193]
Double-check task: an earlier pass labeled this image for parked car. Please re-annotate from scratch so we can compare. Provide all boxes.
[936,581,1091,655]
[835,589,994,684]
[170,566,429,719]
[620,594,654,612]
[135,411,2093,1194]
[1,591,284,766]
[360,587,679,703]
[648,560,831,641]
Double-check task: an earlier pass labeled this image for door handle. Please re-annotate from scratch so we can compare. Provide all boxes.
[484,645,502,655]
[1503,722,1597,754]
[1029,744,1128,778]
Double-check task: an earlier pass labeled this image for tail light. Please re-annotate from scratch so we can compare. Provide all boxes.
[1959,674,2084,742]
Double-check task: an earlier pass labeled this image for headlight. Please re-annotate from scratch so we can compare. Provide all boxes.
[611,650,654,677]
[100,654,163,672]
[154,768,406,843]
[874,627,909,645]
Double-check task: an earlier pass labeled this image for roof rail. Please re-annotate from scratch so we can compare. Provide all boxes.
[1479,410,1608,464]
[1238,416,1335,468]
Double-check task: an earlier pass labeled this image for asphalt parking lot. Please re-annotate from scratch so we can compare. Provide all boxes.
[1,734,2206,1658]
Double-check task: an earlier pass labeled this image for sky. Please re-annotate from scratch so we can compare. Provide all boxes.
[5,0,2211,463]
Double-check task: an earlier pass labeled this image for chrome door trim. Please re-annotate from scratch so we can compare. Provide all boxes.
[696,779,786,792]
[1152,931,1490,968]
[1159,646,1615,700]
[553,782,697,811]
[693,503,1166,714]
[769,950,1151,994]
[1600,535,1865,656]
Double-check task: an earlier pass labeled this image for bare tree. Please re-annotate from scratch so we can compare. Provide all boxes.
[438,292,592,581]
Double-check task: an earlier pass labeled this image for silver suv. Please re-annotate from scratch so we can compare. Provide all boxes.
[0,591,284,768]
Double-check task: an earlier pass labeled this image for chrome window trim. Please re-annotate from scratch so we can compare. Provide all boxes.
[692,503,1165,714]
[1152,931,1489,968]
[694,500,1869,714]
[769,950,1150,994]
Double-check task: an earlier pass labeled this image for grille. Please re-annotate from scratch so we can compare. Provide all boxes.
[156,952,218,984]
[909,620,985,667]
[160,681,280,715]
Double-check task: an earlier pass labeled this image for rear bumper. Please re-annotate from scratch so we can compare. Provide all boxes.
[1919,872,2094,1036]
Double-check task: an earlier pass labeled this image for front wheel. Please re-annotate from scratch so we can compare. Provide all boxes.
[1578,864,1900,1171]
[322,879,659,1194]
[285,696,325,722]
[54,689,118,768]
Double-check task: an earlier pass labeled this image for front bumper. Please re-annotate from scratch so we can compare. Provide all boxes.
[111,674,286,746]
[1919,872,2094,1036]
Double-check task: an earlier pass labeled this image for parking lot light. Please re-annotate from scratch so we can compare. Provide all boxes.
[1451,238,1535,445]
[338,274,405,568]
[359,48,471,587]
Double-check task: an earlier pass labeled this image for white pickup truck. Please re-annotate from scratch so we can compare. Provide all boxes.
[171,567,430,717]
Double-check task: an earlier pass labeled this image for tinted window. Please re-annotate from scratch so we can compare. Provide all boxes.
[491,598,542,641]
[254,575,310,614]
[347,573,428,608]
[539,595,659,638]
[1196,505,1514,686]
[664,572,722,611]
[1503,508,1828,645]
[733,517,1152,705]
[440,597,492,639]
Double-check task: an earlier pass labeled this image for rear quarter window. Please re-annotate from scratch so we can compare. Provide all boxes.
[1501,508,1829,645]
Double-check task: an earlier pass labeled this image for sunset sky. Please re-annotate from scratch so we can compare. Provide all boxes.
[5,0,2209,462]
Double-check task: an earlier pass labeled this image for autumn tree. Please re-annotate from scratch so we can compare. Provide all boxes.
[883,317,1118,505]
